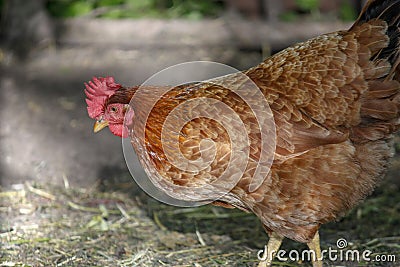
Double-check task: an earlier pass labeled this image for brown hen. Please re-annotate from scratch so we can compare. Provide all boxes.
[85,0,400,266]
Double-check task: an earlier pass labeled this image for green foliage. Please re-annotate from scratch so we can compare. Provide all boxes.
[339,1,357,21]
[279,11,298,22]
[0,0,4,18]
[167,0,222,19]
[47,0,94,18]
[46,0,223,19]
[99,0,158,19]
[96,0,124,7]
[295,0,320,12]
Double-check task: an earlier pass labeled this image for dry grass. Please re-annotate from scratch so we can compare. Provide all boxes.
[1,165,399,267]
[0,181,256,267]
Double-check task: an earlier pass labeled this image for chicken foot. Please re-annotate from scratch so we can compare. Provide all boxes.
[307,231,322,267]
[257,231,323,267]
[257,232,283,267]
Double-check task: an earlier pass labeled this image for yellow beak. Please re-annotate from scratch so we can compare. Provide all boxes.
[93,120,109,133]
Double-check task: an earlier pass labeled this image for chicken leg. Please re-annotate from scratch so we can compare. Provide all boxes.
[307,231,323,267]
[258,231,323,267]
[257,232,283,267]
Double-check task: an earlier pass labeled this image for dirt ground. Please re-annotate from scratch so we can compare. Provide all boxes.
[0,41,400,266]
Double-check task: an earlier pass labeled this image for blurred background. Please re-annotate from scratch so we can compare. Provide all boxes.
[1,1,399,266]
[0,0,366,189]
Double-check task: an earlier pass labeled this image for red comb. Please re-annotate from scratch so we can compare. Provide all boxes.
[84,76,121,119]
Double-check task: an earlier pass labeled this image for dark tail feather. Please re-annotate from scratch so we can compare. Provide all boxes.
[349,0,400,143]
[354,0,400,26]
[352,0,400,79]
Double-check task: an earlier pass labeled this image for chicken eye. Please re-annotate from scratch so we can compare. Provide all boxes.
[110,106,118,112]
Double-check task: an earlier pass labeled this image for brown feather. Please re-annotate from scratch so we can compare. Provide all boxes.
[104,0,400,244]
